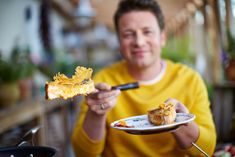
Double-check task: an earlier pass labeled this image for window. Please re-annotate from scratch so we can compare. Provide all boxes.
[232,0,235,18]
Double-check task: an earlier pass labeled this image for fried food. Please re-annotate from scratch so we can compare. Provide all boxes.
[147,102,176,125]
[45,66,95,100]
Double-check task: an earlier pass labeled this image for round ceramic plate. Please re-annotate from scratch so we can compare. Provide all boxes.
[110,113,195,135]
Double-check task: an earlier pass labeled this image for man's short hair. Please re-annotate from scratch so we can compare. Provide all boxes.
[114,0,165,32]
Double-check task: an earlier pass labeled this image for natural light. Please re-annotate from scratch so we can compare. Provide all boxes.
[232,0,235,18]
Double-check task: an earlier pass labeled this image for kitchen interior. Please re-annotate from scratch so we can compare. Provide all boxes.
[0,0,235,156]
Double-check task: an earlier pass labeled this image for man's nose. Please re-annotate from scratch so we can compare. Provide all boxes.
[134,32,145,46]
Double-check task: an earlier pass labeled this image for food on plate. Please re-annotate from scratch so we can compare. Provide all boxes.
[45,66,95,100]
[114,120,134,128]
[147,102,176,125]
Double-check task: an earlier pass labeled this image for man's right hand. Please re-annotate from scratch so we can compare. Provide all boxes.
[85,83,121,115]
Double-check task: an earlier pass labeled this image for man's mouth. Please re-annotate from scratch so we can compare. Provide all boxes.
[132,50,147,57]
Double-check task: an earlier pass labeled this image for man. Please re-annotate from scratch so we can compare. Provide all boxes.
[71,0,216,156]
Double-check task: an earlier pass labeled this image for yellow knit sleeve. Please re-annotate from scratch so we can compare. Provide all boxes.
[185,125,216,156]
[71,70,108,157]
[184,73,216,156]
[71,101,106,157]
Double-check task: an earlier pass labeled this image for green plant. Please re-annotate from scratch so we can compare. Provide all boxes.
[0,58,36,84]
[162,35,195,66]
[0,46,37,85]
[10,46,36,79]
[0,58,22,84]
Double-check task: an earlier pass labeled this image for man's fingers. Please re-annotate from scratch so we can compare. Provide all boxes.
[88,89,120,100]
[164,98,178,105]
[175,105,189,113]
[95,83,111,91]
[85,84,120,115]
[165,98,189,113]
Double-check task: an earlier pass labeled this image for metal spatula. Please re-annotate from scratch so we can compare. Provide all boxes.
[192,142,210,157]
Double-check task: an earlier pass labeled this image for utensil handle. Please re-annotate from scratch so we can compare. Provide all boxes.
[192,142,209,157]
[111,82,139,91]
[16,125,42,147]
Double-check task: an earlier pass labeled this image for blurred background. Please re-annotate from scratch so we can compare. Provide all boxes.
[0,0,235,156]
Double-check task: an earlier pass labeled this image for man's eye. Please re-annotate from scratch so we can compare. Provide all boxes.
[144,30,153,35]
[123,33,134,38]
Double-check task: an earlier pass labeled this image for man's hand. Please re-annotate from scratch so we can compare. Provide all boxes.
[85,83,121,115]
[165,98,199,149]
[165,98,189,113]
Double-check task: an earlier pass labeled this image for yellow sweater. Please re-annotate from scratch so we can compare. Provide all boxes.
[71,60,216,157]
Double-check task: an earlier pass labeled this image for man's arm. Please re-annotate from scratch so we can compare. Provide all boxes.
[71,83,120,156]
[83,83,120,140]
[166,98,199,149]
[172,122,199,149]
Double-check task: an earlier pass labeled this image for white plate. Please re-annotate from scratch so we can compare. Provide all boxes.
[110,113,195,135]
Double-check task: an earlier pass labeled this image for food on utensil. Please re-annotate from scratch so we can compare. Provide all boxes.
[147,102,176,125]
[45,66,95,100]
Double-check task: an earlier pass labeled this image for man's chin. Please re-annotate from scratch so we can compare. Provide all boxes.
[131,61,149,69]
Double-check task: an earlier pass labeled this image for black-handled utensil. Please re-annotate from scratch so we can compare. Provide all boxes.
[111,82,139,91]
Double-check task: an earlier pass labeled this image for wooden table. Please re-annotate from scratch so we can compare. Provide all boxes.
[0,98,72,145]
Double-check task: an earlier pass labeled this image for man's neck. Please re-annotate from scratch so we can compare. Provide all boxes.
[127,60,163,81]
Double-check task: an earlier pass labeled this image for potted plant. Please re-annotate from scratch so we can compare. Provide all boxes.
[225,30,235,82]
[0,58,21,108]
[10,46,37,101]
[0,47,37,108]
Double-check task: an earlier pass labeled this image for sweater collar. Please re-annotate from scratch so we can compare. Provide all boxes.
[138,61,166,85]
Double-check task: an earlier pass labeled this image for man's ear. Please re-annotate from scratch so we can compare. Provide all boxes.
[160,30,167,47]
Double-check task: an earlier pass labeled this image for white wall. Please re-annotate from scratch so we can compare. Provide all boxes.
[0,0,41,59]
[51,11,66,51]
[0,0,66,63]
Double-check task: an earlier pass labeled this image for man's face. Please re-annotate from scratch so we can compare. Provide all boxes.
[118,11,166,69]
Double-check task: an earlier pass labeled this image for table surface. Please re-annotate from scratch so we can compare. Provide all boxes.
[0,98,71,134]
